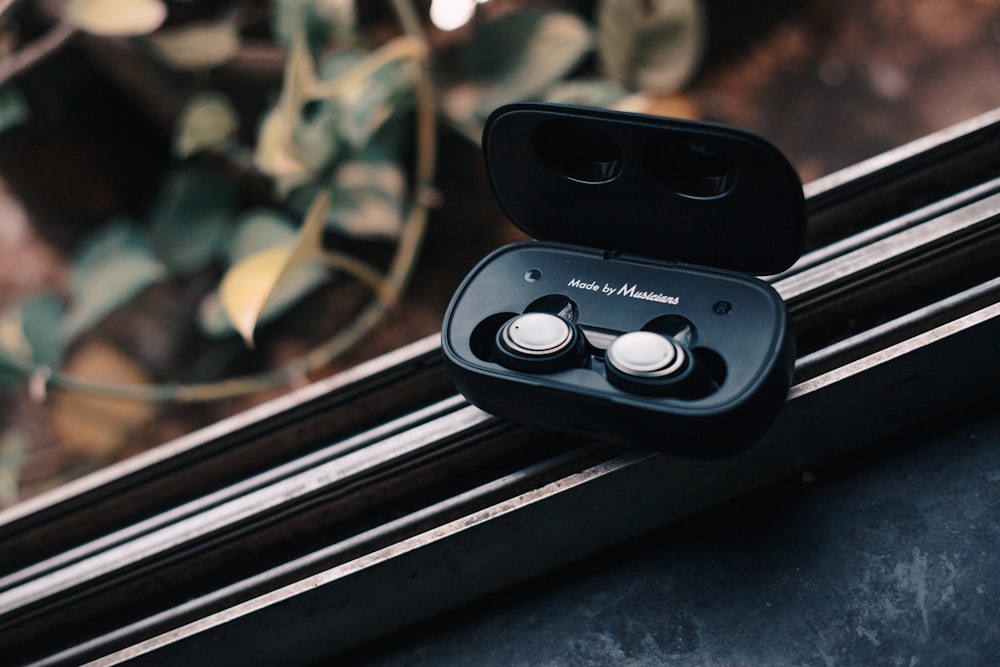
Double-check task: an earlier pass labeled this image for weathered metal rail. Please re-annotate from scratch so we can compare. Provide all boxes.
[1,108,999,666]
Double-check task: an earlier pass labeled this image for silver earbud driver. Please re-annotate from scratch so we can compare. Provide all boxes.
[606,331,686,378]
[501,312,573,356]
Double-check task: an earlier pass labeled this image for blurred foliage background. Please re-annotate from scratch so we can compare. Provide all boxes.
[0,0,998,503]
[0,0,711,502]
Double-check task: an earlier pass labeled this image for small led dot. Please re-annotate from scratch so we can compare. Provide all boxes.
[713,300,732,315]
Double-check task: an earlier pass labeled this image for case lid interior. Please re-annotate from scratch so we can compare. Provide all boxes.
[483,103,807,275]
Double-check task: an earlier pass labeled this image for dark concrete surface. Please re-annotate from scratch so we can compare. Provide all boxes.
[349,400,1000,666]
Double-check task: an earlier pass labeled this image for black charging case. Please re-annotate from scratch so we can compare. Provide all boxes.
[441,103,806,458]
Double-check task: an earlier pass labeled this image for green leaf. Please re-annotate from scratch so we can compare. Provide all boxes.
[445,9,592,139]
[8,293,66,367]
[147,166,237,273]
[62,221,166,342]
[63,0,167,36]
[174,92,240,158]
[0,86,29,135]
[227,209,299,263]
[288,153,407,239]
[196,291,234,338]
[150,19,242,71]
[281,46,415,175]
[458,10,590,82]
[272,0,357,51]
[595,0,706,93]
[21,294,65,367]
[256,33,420,196]
[0,292,61,389]
[316,50,415,151]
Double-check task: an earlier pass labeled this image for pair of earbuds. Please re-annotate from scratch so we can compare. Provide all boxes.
[493,311,709,398]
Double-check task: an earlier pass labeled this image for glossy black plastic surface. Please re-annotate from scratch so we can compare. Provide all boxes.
[442,243,794,457]
[484,103,806,276]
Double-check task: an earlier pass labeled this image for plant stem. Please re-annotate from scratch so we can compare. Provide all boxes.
[390,0,427,42]
[0,21,76,87]
[0,0,19,20]
[318,251,394,303]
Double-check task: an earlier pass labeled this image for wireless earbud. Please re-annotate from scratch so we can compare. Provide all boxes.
[605,331,686,388]
[604,330,716,398]
[493,312,587,373]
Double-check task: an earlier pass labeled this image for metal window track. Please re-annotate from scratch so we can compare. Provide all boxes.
[1,108,999,666]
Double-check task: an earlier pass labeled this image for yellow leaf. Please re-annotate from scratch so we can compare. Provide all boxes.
[286,190,330,267]
[63,0,167,37]
[220,244,294,347]
[280,32,320,112]
[51,341,156,458]
[253,107,315,180]
[252,33,321,181]
[219,193,330,346]
[150,19,241,70]
[0,309,31,361]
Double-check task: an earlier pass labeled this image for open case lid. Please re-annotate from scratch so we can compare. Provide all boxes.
[483,103,807,275]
